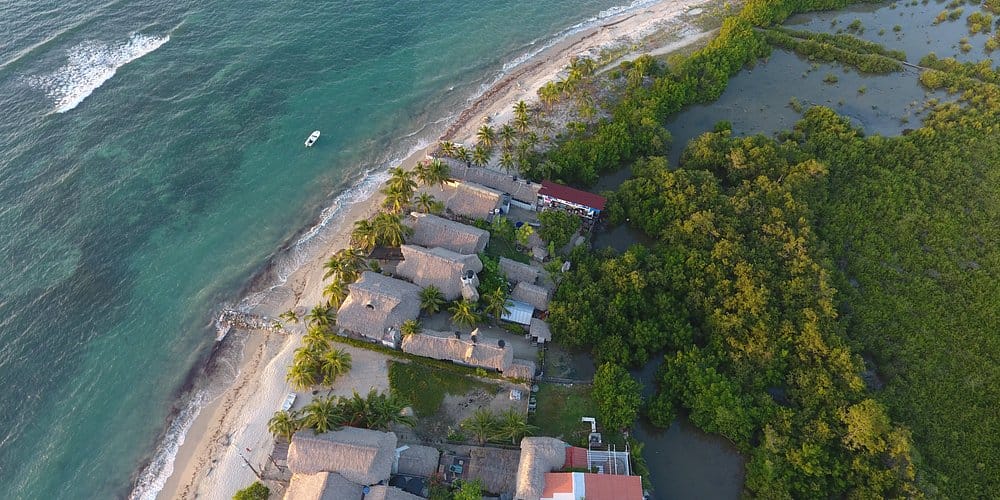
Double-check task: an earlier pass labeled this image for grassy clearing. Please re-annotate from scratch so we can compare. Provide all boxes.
[388,361,495,417]
[528,383,599,447]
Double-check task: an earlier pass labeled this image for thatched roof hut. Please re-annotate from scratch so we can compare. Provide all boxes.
[364,485,424,500]
[445,182,503,220]
[406,212,490,255]
[467,446,523,495]
[450,163,541,205]
[396,245,483,301]
[283,472,362,500]
[337,272,421,345]
[394,444,440,477]
[529,318,551,344]
[400,330,513,372]
[515,437,569,500]
[287,427,398,486]
[511,282,550,311]
[499,257,539,285]
[506,359,537,381]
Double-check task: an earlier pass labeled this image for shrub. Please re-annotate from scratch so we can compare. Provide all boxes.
[233,482,269,500]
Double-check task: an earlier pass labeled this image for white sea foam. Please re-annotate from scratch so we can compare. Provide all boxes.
[128,391,204,500]
[26,33,169,113]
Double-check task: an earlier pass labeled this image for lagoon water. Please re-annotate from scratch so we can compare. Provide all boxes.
[0,1,646,497]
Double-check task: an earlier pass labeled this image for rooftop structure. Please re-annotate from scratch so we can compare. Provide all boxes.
[502,299,534,326]
[529,318,551,344]
[445,181,503,220]
[287,427,398,486]
[450,163,542,207]
[393,444,440,477]
[499,257,540,285]
[283,472,362,500]
[515,437,569,500]
[537,180,607,219]
[511,282,550,311]
[400,329,513,372]
[539,472,644,500]
[364,485,424,500]
[506,358,537,381]
[405,212,490,255]
[337,272,421,347]
[395,245,483,301]
[467,446,523,496]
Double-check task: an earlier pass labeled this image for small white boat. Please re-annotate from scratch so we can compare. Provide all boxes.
[280,392,296,412]
[304,130,320,147]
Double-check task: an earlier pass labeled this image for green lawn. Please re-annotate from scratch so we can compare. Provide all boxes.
[485,236,531,263]
[528,383,598,447]
[388,361,494,417]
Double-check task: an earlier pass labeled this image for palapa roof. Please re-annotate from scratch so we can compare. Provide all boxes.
[396,245,483,301]
[499,257,539,285]
[337,272,421,341]
[395,444,440,477]
[364,485,424,500]
[446,181,503,220]
[468,446,523,495]
[406,212,490,255]
[287,427,398,486]
[515,437,569,500]
[450,163,541,204]
[539,180,607,211]
[284,472,362,500]
[511,282,550,311]
[529,318,551,343]
[400,330,512,372]
[506,358,537,381]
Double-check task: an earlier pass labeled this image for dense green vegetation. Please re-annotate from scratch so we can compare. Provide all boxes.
[761,27,905,72]
[232,481,269,500]
[591,363,643,432]
[388,361,495,416]
[267,389,415,439]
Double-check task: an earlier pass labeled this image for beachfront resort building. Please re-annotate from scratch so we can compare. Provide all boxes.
[537,180,607,220]
[444,181,505,221]
[336,271,421,348]
[395,245,483,302]
[401,329,512,372]
[405,212,490,255]
[500,256,541,285]
[515,437,643,500]
[449,162,541,211]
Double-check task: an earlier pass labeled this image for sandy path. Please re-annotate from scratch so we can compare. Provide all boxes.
[154,0,715,498]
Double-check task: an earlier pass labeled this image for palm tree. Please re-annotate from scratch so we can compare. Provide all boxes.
[386,166,417,198]
[497,408,537,444]
[449,299,480,329]
[499,124,517,150]
[420,286,446,315]
[461,408,499,445]
[300,396,344,434]
[365,390,417,430]
[351,219,377,251]
[319,348,352,385]
[302,325,330,351]
[484,287,510,325]
[471,145,491,167]
[538,81,561,110]
[439,141,457,158]
[305,305,335,328]
[414,192,438,214]
[498,151,515,173]
[381,187,411,214]
[400,319,421,338]
[279,310,299,324]
[513,100,529,122]
[456,146,472,167]
[287,360,320,391]
[323,280,349,307]
[427,159,451,189]
[268,410,302,441]
[373,212,410,247]
[476,125,496,149]
[323,248,365,283]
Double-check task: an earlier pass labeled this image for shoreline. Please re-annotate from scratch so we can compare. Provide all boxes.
[142,1,718,498]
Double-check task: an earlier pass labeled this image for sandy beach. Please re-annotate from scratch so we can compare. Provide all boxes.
[153,1,718,498]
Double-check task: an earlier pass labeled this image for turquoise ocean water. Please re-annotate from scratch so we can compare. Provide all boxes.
[0,0,653,497]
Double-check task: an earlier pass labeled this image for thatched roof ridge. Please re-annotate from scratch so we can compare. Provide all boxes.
[364,485,423,500]
[511,282,550,311]
[468,446,523,495]
[396,245,483,301]
[506,359,537,381]
[515,437,569,500]
[284,472,362,500]
[500,257,539,285]
[395,444,440,477]
[450,163,541,204]
[337,272,421,342]
[287,427,398,485]
[406,212,490,255]
[400,331,512,372]
[529,318,551,343]
[446,182,502,220]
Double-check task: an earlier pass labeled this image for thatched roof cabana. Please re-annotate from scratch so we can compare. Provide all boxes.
[396,245,483,301]
[450,163,541,205]
[511,282,550,311]
[515,437,569,500]
[337,272,421,345]
[529,318,551,344]
[364,485,423,500]
[499,257,539,285]
[400,330,513,372]
[406,212,489,255]
[394,444,440,477]
[287,427,398,486]
[284,472,362,500]
[506,359,537,381]
[445,182,503,220]
[468,446,522,495]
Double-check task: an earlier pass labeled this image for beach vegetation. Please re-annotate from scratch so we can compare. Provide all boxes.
[461,408,500,445]
[476,125,495,150]
[498,150,515,172]
[386,166,418,199]
[497,408,537,444]
[322,247,366,283]
[322,280,349,307]
[350,219,377,252]
[304,304,335,329]
[419,285,446,315]
[388,361,495,416]
[233,481,269,500]
[302,325,331,351]
[537,209,580,251]
[483,286,510,325]
[267,410,303,441]
[279,310,299,324]
[499,124,517,150]
[400,319,421,338]
[471,144,491,167]
[381,188,411,213]
[513,100,531,133]
[318,348,352,384]
[372,212,411,247]
[414,192,443,214]
[416,158,451,188]
[449,299,480,329]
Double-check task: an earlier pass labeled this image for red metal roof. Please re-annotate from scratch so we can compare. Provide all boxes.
[565,447,589,469]
[539,180,607,211]
[540,472,575,497]
[583,473,644,500]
